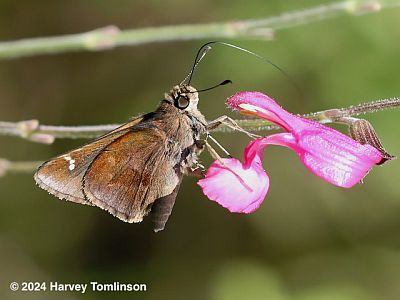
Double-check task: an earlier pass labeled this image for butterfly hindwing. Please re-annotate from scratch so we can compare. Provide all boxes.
[82,126,181,223]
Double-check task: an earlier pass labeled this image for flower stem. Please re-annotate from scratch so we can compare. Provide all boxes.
[0,0,397,59]
[340,97,400,117]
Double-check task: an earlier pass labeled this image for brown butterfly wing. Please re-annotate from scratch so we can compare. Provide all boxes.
[82,126,181,223]
[34,117,144,204]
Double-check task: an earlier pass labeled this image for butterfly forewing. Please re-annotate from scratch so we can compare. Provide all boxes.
[34,117,144,205]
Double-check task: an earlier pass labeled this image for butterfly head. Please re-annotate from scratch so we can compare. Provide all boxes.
[165,85,199,113]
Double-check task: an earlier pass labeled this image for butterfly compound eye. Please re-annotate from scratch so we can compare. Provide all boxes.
[175,96,190,109]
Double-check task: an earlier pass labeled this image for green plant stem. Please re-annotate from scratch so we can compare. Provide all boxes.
[0,0,398,59]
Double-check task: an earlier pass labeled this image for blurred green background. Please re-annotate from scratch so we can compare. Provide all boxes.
[0,1,399,299]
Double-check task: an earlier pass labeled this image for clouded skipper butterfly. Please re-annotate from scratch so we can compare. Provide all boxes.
[34,42,252,232]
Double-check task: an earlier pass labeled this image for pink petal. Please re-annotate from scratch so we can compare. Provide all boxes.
[227,92,294,130]
[198,155,269,213]
[263,133,382,187]
[227,92,383,187]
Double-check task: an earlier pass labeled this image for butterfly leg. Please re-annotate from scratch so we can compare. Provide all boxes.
[180,140,207,178]
[204,139,225,164]
[203,139,248,181]
[192,136,226,164]
[207,134,232,158]
[207,115,260,139]
[186,164,206,178]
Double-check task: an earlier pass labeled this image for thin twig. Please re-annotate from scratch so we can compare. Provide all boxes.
[0,120,120,144]
[0,0,397,59]
[1,96,399,176]
[0,159,42,177]
[0,97,398,144]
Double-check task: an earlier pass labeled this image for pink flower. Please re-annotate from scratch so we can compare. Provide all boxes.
[198,139,269,213]
[198,92,383,213]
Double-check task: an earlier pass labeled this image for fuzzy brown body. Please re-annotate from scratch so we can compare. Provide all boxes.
[34,85,207,232]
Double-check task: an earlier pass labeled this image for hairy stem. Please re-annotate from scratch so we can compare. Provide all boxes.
[340,97,400,117]
[0,0,397,59]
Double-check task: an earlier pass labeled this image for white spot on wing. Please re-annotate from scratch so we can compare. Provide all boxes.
[64,155,76,171]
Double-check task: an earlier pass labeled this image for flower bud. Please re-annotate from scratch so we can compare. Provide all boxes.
[349,119,395,164]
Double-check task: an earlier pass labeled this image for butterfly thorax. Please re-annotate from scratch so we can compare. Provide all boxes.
[154,85,207,174]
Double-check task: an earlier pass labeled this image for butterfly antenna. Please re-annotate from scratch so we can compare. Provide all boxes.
[186,79,232,94]
[180,45,212,86]
[184,41,301,96]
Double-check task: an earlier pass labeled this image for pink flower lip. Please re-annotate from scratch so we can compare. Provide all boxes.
[197,143,270,214]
